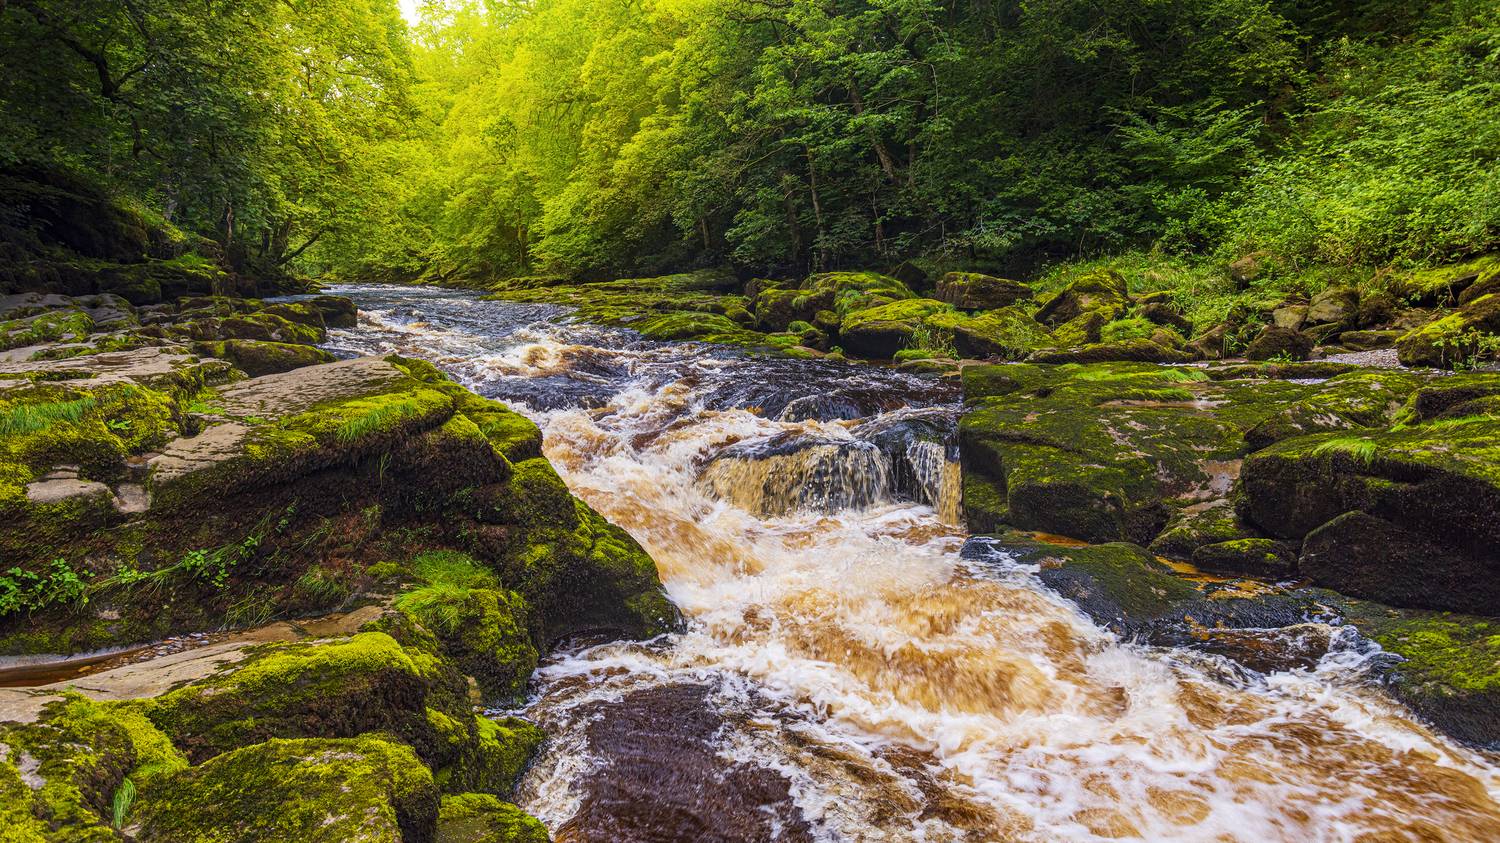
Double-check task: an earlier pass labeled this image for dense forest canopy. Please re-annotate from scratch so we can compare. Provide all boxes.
[2,0,1497,283]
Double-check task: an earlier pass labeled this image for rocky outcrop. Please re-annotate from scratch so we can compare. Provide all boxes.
[0,295,675,656]
[0,286,683,841]
[959,360,1495,595]
[1239,409,1500,614]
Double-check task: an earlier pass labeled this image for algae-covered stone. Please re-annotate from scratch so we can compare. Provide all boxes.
[1303,286,1359,328]
[309,295,359,328]
[396,582,539,704]
[1026,337,1190,364]
[959,363,1245,543]
[1396,293,1500,368]
[436,793,548,843]
[0,694,138,841]
[1148,499,1261,559]
[1240,415,1500,613]
[1191,538,1296,579]
[1034,269,1128,327]
[1393,254,1500,307]
[1338,329,1403,351]
[837,298,953,358]
[798,270,915,318]
[429,713,544,798]
[930,306,1050,359]
[1338,604,1500,751]
[149,632,437,762]
[133,736,440,843]
[1240,370,1421,450]
[977,533,1320,645]
[1243,325,1312,361]
[935,272,1031,311]
[193,338,336,376]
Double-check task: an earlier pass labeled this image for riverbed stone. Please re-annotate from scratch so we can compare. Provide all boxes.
[838,298,952,358]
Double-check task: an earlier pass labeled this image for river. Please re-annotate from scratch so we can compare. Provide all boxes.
[326,283,1500,842]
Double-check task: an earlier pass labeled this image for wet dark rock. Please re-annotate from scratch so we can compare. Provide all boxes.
[974,534,1324,645]
[556,684,813,843]
[1148,499,1262,559]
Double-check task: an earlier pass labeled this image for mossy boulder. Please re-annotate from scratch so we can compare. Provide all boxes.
[436,793,549,843]
[132,736,440,843]
[193,339,336,376]
[1191,538,1296,578]
[1337,329,1403,351]
[309,294,359,328]
[148,632,439,763]
[427,712,544,798]
[632,310,765,347]
[1338,604,1500,751]
[258,301,327,331]
[1034,269,1128,327]
[163,310,327,346]
[1239,413,1500,613]
[837,298,952,358]
[395,583,538,704]
[1393,254,1500,307]
[0,694,145,840]
[1303,286,1359,328]
[1026,337,1190,364]
[798,270,915,317]
[977,533,1321,646]
[1,307,95,351]
[1396,293,1500,368]
[934,272,1031,310]
[1148,499,1261,559]
[929,306,1049,359]
[1243,325,1313,361]
[960,363,1249,543]
[1240,370,1421,450]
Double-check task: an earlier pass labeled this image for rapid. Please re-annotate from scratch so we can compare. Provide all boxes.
[325,283,1500,842]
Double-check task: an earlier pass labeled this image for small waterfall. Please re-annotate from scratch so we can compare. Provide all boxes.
[905,439,963,525]
[698,441,891,516]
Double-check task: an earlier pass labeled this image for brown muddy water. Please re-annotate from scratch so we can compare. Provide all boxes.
[324,284,1500,842]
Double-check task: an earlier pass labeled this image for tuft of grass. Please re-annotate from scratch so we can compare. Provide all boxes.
[0,397,96,436]
[112,778,136,828]
[903,322,958,359]
[411,550,499,590]
[335,398,423,444]
[1311,437,1379,464]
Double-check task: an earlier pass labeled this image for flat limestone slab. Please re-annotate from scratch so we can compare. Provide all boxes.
[0,603,388,724]
[218,356,408,419]
[0,346,230,391]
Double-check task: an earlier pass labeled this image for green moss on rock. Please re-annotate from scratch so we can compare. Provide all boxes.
[149,632,439,762]
[436,793,548,843]
[193,339,336,377]
[133,736,440,843]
